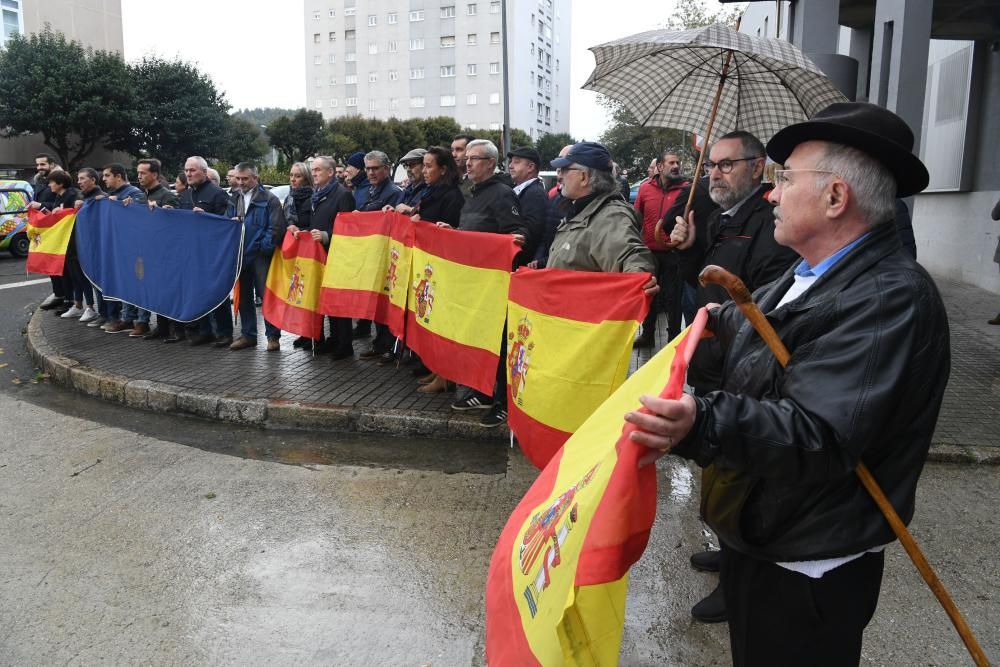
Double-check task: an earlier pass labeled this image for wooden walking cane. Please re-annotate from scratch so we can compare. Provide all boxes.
[698,264,990,667]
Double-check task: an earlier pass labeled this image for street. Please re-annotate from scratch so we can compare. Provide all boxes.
[0,254,997,665]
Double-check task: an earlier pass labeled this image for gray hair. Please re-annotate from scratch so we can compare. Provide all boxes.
[364,150,391,167]
[814,143,897,226]
[186,156,208,170]
[466,139,498,161]
[312,155,336,172]
[291,161,313,187]
[206,167,220,185]
[234,162,259,178]
[583,166,620,197]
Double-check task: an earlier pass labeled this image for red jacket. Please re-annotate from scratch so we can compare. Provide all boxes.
[634,176,689,251]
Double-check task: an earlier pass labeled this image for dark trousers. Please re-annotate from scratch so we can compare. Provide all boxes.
[63,257,94,306]
[642,251,698,342]
[472,322,508,407]
[192,302,233,338]
[329,316,353,356]
[722,546,884,667]
[50,275,66,299]
[237,265,279,339]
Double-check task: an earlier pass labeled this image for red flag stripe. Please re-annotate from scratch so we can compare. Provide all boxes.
[413,221,518,272]
[27,208,75,229]
[281,234,327,262]
[262,288,324,339]
[319,287,406,340]
[507,404,572,470]
[328,211,413,241]
[25,252,67,276]
[405,311,499,395]
[509,268,651,324]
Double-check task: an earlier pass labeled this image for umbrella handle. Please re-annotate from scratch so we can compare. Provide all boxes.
[697,264,989,667]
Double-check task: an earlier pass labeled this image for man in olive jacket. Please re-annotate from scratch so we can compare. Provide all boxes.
[630,103,949,666]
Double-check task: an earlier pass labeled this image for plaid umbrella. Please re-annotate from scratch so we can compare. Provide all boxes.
[582,23,848,143]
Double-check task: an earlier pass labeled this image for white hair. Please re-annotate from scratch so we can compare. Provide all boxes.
[814,143,897,226]
[186,155,208,170]
[466,139,498,161]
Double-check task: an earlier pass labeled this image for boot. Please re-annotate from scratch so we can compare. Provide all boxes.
[417,375,451,393]
[989,313,1000,325]
[691,582,727,623]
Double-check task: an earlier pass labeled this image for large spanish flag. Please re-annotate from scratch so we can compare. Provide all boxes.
[506,268,651,470]
[26,208,76,276]
[406,221,519,396]
[319,211,412,339]
[262,232,327,339]
[486,310,708,666]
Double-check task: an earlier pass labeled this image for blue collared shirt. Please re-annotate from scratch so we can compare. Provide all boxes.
[777,232,871,307]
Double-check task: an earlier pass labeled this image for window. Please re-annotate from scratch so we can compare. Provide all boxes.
[490,92,501,104]
[368,14,377,26]
[388,12,397,24]
[345,29,355,40]
[467,3,477,15]
[312,10,320,20]
[440,35,455,48]
[440,65,455,77]
[467,63,477,76]
[467,33,477,45]
[329,53,336,63]
[467,93,478,105]
[441,95,456,107]
[329,76,338,85]
[409,10,424,21]
[314,77,323,87]
[328,9,335,17]
[315,99,323,107]
[441,5,455,18]
[490,1,500,13]
[368,72,378,82]
[388,40,398,52]
[390,98,399,110]
[410,68,425,79]
[330,98,338,107]
[389,70,399,81]
[346,97,358,107]
[344,7,356,16]
[489,62,500,75]
[313,33,321,43]
[411,97,426,108]
[369,100,377,111]
[313,55,322,65]
[328,31,336,41]
[368,42,378,54]
[409,38,424,50]
[490,31,500,44]
[345,74,358,84]
[346,52,357,61]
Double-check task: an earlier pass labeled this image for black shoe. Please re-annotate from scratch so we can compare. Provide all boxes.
[163,333,187,344]
[376,351,397,366]
[292,335,310,348]
[359,348,382,360]
[189,334,213,346]
[212,336,233,348]
[143,327,168,340]
[451,394,492,411]
[480,403,508,427]
[39,296,65,311]
[691,583,727,623]
[690,550,721,573]
[330,349,354,361]
[352,325,371,339]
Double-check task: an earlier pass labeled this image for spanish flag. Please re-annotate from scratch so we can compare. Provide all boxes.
[262,232,327,339]
[407,221,519,396]
[486,310,708,666]
[506,268,651,470]
[26,208,76,276]
[319,211,412,339]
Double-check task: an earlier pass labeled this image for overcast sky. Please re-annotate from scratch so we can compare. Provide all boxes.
[122,0,687,141]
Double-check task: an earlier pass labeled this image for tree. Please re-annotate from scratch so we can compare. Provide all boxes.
[218,116,267,165]
[536,132,575,169]
[267,109,326,163]
[109,56,229,174]
[0,28,137,170]
[386,118,426,159]
[419,117,462,148]
[231,107,298,127]
[666,0,742,30]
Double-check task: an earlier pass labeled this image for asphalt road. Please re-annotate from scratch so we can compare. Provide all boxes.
[0,253,996,665]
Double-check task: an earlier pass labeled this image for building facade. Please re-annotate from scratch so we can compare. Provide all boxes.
[738,0,1000,294]
[302,0,571,140]
[0,0,125,175]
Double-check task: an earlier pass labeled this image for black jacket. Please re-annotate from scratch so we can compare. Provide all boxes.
[662,176,719,286]
[145,184,179,208]
[673,222,950,562]
[310,182,355,245]
[414,184,464,228]
[283,186,313,230]
[179,180,229,216]
[534,190,568,267]
[515,178,549,261]
[459,175,528,237]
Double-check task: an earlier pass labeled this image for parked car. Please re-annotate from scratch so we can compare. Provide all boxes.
[265,184,290,203]
[0,180,34,257]
[629,180,644,204]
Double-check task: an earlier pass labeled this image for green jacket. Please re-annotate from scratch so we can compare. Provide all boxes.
[546,191,655,274]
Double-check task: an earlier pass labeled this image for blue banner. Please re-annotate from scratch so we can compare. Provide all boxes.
[75,198,244,322]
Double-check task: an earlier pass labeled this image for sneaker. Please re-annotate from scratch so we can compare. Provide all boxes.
[100,321,117,331]
[105,320,133,333]
[451,394,492,411]
[128,322,149,337]
[480,404,508,427]
[60,305,85,319]
[79,307,99,323]
[39,293,63,310]
[87,317,107,328]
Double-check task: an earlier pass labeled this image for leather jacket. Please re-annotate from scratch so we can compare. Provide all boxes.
[672,222,950,562]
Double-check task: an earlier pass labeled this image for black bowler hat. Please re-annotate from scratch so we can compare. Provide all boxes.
[550,141,614,172]
[766,102,929,197]
[507,146,541,166]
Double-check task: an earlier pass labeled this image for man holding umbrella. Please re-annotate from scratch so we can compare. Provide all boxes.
[628,103,949,666]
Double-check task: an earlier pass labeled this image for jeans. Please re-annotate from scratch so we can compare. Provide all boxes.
[238,265,279,339]
[121,303,150,325]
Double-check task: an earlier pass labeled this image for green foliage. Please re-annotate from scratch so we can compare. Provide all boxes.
[267,109,326,163]
[666,0,743,30]
[320,116,471,164]
[108,56,229,174]
[231,107,297,127]
[0,28,137,170]
[218,116,268,164]
[535,132,576,169]
[419,117,462,148]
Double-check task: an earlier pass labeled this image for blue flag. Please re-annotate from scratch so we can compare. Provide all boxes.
[75,198,244,322]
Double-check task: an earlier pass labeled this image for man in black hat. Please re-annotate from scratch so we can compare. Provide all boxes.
[507,146,547,265]
[629,102,950,666]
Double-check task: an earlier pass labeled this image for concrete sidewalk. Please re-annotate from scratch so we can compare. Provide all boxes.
[25,272,1000,462]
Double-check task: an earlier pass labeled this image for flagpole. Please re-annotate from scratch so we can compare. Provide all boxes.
[500,0,512,159]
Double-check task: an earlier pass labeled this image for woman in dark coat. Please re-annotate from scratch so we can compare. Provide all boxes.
[408,146,465,229]
[29,170,89,318]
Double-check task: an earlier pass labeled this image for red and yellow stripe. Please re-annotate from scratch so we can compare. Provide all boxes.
[26,208,76,276]
[263,233,327,339]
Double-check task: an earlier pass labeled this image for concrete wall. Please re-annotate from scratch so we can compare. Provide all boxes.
[913,191,1000,292]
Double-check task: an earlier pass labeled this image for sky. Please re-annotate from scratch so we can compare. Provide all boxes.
[121,0,687,141]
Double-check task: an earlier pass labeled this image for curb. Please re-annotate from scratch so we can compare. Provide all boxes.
[26,310,508,443]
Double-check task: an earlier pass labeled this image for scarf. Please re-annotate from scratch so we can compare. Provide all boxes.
[311,180,337,210]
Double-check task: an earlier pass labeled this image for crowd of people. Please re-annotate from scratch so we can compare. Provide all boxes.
[26,100,961,665]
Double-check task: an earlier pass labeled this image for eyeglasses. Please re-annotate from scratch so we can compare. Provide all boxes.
[557,167,585,173]
[364,166,385,172]
[466,155,493,162]
[772,169,837,187]
[703,157,762,174]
